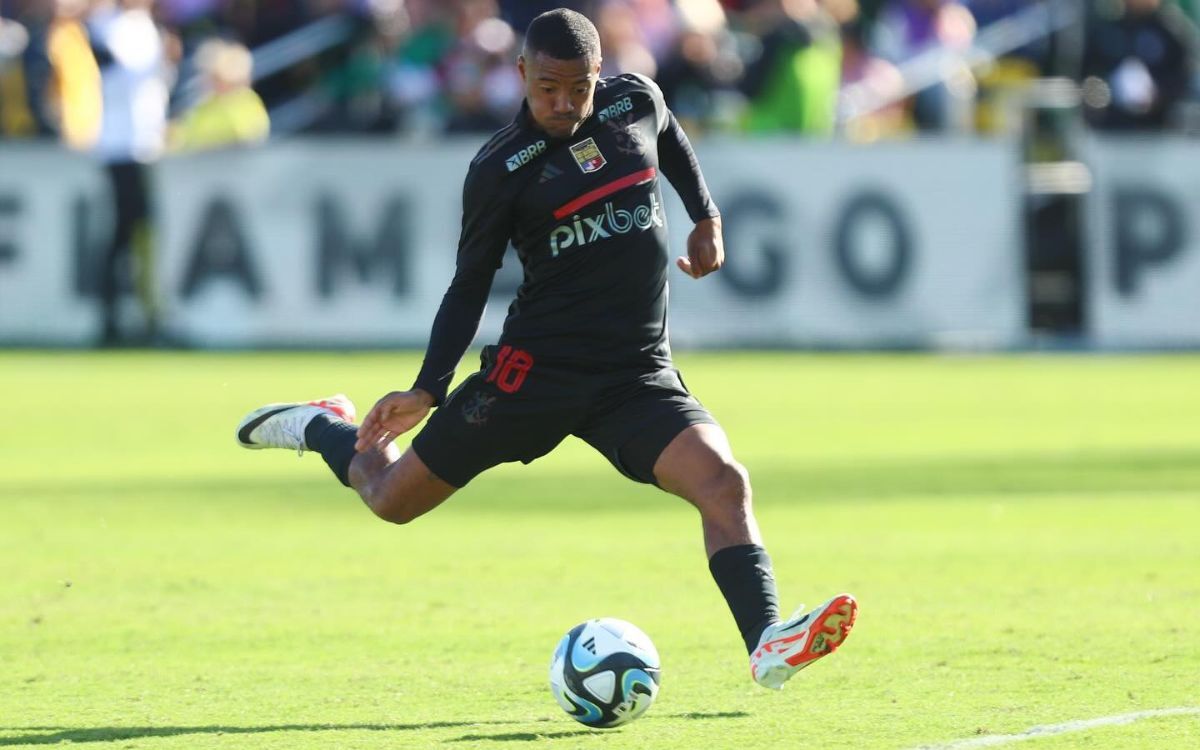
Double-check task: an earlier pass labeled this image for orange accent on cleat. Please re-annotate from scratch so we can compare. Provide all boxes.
[750,594,858,690]
[307,395,355,423]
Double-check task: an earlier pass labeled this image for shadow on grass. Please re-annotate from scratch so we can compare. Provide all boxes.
[450,731,593,742]
[0,721,524,746]
[11,448,1200,505]
[663,711,749,719]
[448,711,750,742]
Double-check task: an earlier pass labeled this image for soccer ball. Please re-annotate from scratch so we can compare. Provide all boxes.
[548,617,661,729]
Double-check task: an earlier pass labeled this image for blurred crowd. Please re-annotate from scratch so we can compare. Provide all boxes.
[1,0,1199,149]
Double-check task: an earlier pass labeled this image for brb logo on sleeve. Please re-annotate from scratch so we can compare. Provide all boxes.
[548,194,663,257]
[506,140,546,172]
[597,96,634,123]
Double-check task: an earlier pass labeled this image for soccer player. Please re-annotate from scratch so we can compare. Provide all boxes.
[236,8,855,690]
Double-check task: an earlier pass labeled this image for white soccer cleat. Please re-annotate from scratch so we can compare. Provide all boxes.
[235,394,356,454]
[750,593,857,690]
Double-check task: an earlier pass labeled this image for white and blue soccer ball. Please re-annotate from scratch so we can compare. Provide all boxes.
[548,617,661,729]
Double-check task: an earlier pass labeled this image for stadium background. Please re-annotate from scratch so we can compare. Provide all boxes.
[2,2,1200,749]
[1,0,1198,350]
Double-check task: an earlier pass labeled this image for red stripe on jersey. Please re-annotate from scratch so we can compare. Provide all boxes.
[552,167,657,220]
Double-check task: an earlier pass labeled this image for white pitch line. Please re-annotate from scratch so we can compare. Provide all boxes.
[914,707,1200,749]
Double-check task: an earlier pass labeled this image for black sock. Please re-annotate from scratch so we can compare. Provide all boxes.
[708,544,781,654]
[304,413,359,487]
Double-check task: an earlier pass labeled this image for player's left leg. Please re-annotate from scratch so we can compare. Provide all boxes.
[652,424,857,689]
[235,394,458,523]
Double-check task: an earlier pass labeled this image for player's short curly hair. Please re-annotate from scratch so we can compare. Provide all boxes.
[523,8,601,65]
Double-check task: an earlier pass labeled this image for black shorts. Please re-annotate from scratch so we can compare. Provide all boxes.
[411,346,716,488]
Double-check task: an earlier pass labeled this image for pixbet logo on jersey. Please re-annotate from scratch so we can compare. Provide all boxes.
[548,194,664,257]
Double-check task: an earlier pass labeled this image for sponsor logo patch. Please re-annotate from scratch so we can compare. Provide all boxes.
[505,139,546,172]
[569,137,607,173]
[597,96,634,123]
[548,194,663,257]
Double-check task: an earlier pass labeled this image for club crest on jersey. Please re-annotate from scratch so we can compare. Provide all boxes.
[569,137,607,173]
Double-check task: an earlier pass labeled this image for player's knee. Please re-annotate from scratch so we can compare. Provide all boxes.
[366,492,420,525]
[374,505,415,525]
[700,459,752,511]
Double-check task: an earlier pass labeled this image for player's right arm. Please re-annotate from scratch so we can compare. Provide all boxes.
[356,158,512,451]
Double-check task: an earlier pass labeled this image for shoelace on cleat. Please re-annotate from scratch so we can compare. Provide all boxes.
[258,408,308,456]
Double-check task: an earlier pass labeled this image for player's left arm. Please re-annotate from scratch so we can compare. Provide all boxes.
[636,74,724,279]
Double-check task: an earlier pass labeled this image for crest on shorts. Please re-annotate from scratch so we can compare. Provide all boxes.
[462,392,497,426]
[569,137,607,173]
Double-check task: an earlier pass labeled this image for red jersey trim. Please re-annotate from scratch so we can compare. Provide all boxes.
[552,167,657,220]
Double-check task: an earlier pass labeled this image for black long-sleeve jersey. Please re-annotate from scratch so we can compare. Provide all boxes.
[413,74,720,404]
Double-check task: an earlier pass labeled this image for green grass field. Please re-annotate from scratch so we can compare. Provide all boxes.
[2,352,1198,749]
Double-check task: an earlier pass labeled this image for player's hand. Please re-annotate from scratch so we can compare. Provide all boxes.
[677,216,724,279]
[354,389,435,452]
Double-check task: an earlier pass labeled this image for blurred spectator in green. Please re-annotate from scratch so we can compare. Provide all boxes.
[737,0,843,135]
[382,1,455,133]
[168,38,268,150]
[1175,0,1199,27]
[1081,0,1197,130]
[318,13,405,133]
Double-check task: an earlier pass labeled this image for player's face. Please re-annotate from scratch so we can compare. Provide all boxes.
[519,52,600,139]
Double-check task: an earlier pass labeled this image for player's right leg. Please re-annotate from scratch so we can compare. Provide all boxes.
[235,394,456,523]
[652,423,858,689]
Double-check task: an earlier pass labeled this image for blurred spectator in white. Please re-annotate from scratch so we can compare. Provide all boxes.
[656,0,747,132]
[737,0,843,135]
[316,2,410,134]
[168,38,268,150]
[384,0,454,134]
[870,0,976,130]
[88,0,173,346]
[596,0,657,76]
[1081,0,1198,131]
[0,12,36,136]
